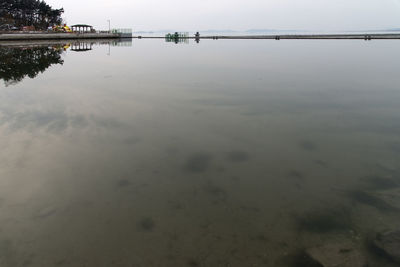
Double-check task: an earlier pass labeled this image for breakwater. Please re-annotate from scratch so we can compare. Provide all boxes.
[135,33,400,40]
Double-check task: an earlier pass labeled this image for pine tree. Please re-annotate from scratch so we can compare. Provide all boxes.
[0,0,64,30]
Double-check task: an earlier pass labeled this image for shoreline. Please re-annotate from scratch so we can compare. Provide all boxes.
[0,32,122,41]
[1,33,400,41]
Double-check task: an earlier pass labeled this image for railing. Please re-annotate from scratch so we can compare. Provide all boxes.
[111,28,132,38]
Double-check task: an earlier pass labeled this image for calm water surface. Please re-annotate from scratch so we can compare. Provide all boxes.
[0,39,400,266]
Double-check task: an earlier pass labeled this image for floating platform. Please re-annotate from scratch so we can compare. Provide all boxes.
[0,32,121,41]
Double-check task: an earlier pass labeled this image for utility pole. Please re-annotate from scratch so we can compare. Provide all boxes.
[107,20,110,33]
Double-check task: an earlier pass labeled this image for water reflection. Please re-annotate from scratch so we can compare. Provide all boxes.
[70,42,93,52]
[70,39,132,51]
[0,40,400,266]
[0,39,133,86]
[0,45,64,86]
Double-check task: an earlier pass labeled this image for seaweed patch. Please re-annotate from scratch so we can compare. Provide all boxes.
[295,207,352,233]
[346,190,398,212]
[183,153,212,173]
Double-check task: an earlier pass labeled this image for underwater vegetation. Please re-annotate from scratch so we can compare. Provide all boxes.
[287,170,306,189]
[226,150,249,163]
[186,258,200,266]
[314,160,328,167]
[359,176,399,190]
[280,250,324,267]
[116,179,131,188]
[346,190,398,212]
[299,140,317,151]
[137,217,155,232]
[34,206,57,219]
[202,182,227,204]
[389,142,400,154]
[365,230,400,266]
[295,207,352,233]
[288,170,306,181]
[183,153,212,173]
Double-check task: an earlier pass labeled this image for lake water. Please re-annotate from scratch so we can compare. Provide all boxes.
[0,39,400,267]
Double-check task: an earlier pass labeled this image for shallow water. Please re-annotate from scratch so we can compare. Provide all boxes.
[0,39,400,266]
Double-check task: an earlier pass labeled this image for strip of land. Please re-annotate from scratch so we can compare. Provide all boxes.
[0,32,120,41]
[136,33,400,40]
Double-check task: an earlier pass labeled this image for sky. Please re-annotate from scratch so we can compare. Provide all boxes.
[45,0,400,32]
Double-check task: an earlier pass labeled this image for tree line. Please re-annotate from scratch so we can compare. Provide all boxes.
[0,0,64,30]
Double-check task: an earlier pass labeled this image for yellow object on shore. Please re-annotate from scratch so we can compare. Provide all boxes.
[52,24,72,33]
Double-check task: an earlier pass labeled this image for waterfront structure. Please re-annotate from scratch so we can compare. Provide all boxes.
[71,24,94,33]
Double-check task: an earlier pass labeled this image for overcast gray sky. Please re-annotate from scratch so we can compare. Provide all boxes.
[45,0,400,32]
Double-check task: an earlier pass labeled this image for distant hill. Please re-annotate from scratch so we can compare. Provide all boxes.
[247,28,304,33]
[384,28,400,32]
[245,29,277,33]
[201,29,237,33]
[133,29,305,35]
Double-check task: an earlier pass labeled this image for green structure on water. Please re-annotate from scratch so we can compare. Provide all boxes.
[165,32,189,43]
